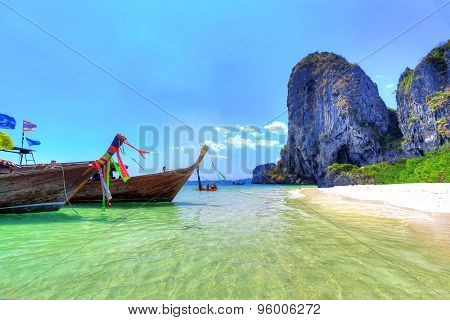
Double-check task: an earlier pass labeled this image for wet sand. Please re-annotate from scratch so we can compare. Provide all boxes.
[290,183,450,244]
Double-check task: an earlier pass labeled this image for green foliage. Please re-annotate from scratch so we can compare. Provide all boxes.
[327,144,450,184]
[381,137,403,151]
[426,91,450,112]
[353,108,403,151]
[327,163,358,174]
[408,114,418,123]
[336,96,351,112]
[424,40,449,74]
[400,70,415,94]
[379,108,403,150]
[263,165,286,183]
[435,117,450,138]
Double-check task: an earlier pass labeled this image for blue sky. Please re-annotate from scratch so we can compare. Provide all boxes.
[0,0,449,179]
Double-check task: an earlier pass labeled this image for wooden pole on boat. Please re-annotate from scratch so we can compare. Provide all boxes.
[197,167,202,190]
[20,123,25,165]
[21,120,25,149]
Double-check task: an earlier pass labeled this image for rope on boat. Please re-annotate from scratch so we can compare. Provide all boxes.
[121,147,146,172]
[53,165,80,215]
[207,150,227,183]
[61,166,80,214]
[196,173,223,187]
[195,150,228,190]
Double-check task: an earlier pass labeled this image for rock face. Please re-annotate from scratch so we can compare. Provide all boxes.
[282,52,389,186]
[396,40,450,155]
[251,163,276,184]
[252,41,449,187]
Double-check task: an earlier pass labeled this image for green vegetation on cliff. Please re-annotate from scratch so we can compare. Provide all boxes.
[424,40,449,74]
[379,108,403,150]
[426,91,450,112]
[399,69,415,94]
[263,159,289,184]
[327,144,450,184]
[435,117,450,138]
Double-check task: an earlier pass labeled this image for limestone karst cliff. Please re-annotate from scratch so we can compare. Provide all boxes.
[396,40,449,155]
[279,52,390,186]
[253,41,449,186]
[251,163,277,184]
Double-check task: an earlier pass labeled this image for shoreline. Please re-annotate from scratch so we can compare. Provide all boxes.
[319,183,449,214]
[291,183,450,215]
[290,183,450,243]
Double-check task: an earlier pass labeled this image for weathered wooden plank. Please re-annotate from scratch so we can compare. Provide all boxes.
[72,146,209,203]
[0,163,95,214]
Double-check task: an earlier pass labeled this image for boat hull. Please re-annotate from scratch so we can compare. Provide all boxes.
[0,163,95,214]
[72,146,209,203]
[72,168,194,202]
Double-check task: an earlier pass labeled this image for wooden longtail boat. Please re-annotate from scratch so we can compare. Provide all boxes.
[0,162,95,214]
[71,146,209,203]
[0,133,128,214]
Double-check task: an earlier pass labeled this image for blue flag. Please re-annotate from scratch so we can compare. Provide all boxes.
[0,114,16,129]
[26,137,41,146]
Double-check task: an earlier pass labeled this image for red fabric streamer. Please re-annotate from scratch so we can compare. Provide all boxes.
[107,145,118,154]
[91,134,126,169]
[124,141,149,159]
[116,149,130,181]
[1,159,17,167]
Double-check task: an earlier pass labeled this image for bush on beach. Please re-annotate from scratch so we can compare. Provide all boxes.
[327,144,450,184]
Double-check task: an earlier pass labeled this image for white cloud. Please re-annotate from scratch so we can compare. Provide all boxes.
[250,131,263,137]
[385,83,395,89]
[255,139,280,147]
[374,74,383,79]
[263,121,288,134]
[225,135,281,149]
[215,126,231,134]
[235,125,255,132]
[170,146,185,152]
[209,154,227,159]
[170,146,198,152]
[217,124,266,136]
[204,140,227,152]
[226,135,256,149]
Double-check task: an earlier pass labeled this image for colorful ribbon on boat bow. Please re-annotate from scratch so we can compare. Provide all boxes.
[0,159,17,168]
[124,141,150,158]
[91,133,148,212]
[91,134,126,170]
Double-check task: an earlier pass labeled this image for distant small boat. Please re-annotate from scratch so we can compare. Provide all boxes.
[196,186,219,192]
[0,162,95,214]
[194,164,219,192]
[72,146,209,203]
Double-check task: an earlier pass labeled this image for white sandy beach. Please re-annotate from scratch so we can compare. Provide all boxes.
[291,183,450,242]
[318,183,450,214]
[292,183,450,214]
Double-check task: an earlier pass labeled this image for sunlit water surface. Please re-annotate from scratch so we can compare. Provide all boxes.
[0,185,449,299]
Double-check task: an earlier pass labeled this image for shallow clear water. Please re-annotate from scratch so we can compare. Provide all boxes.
[0,185,449,299]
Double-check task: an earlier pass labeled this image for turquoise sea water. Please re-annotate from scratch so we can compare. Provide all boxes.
[0,185,449,299]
